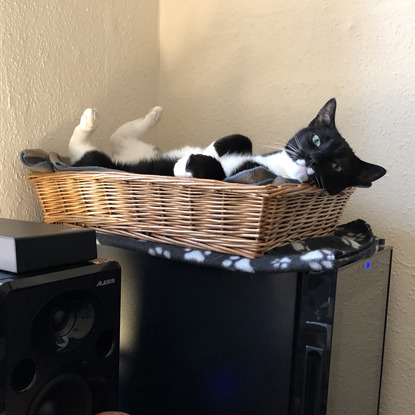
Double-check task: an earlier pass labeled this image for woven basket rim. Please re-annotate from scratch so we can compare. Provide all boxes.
[28,170,339,198]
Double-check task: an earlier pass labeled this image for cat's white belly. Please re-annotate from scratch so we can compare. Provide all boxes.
[111,140,160,164]
[165,146,205,159]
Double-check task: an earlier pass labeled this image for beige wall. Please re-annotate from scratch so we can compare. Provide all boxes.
[1,0,414,413]
[0,0,160,221]
[159,1,415,414]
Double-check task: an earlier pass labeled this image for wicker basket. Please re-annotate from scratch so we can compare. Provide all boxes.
[28,171,354,258]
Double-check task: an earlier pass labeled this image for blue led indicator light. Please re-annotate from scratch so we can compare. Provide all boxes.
[366,261,371,270]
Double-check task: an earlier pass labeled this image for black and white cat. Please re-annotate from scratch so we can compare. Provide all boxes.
[69,99,386,195]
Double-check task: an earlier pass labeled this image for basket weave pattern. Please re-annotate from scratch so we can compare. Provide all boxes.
[28,171,354,258]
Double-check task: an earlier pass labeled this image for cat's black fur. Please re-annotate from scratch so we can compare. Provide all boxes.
[73,99,386,194]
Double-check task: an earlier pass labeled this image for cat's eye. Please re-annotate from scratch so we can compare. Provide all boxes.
[312,135,321,147]
[331,162,342,172]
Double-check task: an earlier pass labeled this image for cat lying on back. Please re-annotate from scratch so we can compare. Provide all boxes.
[69,98,386,195]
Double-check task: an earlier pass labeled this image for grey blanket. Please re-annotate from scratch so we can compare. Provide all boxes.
[20,149,299,185]
[20,149,105,173]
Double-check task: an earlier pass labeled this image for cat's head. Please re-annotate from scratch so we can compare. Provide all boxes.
[284,98,386,195]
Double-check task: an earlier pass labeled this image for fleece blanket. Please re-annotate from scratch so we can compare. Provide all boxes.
[96,219,383,274]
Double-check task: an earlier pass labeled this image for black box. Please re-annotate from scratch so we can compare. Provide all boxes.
[0,218,97,273]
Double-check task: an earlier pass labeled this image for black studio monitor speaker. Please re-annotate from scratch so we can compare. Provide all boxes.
[0,259,121,415]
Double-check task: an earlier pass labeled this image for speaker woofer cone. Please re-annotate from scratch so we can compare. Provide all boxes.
[27,372,92,415]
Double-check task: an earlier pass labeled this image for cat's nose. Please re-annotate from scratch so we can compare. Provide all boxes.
[308,153,323,167]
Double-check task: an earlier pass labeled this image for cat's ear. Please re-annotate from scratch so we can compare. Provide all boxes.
[309,98,337,128]
[355,160,387,188]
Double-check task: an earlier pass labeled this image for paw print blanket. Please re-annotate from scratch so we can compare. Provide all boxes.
[97,219,382,274]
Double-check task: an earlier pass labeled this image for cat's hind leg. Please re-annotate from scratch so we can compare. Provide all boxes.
[110,106,163,163]
[110,106,163,141]
[69,108,100,163]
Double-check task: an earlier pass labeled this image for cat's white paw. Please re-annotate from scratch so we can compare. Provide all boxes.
[289,159,314,182]
[80,108,99,132]
[174,155,193,178]
[145,106,163,127]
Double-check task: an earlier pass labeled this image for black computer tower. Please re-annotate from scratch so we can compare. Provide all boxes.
[98,244,392,415]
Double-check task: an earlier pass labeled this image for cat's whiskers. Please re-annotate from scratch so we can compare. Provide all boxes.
[285,143,298,153]
[317,174,326,190]
[262,145,282,150]
[309,172,324,190]
[293,134,304,152]
[285,143,301,159]
[284,148,297,159]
